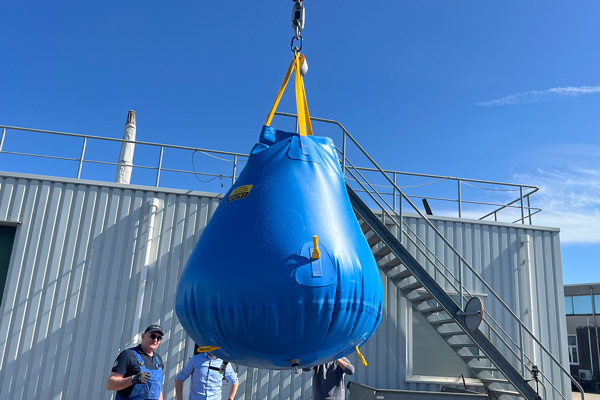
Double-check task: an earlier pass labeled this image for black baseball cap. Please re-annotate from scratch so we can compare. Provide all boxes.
[144,324,164,335]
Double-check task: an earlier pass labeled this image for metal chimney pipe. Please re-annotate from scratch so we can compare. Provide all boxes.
[115,110,136,184]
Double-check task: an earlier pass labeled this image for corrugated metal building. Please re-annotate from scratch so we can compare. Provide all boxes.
[0,170,570,399]
[564,283,600,388]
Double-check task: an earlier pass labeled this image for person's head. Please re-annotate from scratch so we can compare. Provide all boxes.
[141,324,164,354]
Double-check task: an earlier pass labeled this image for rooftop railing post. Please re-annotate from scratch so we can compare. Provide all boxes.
[392,172,397,212]
[232,155,238,185]
[155,146,164,187]
[0,127,6,155]
[459,259,464,309]
[457,179,462,219]
[527,195,532,225]
[520,186,525,224]
[342,129,347,176]
[399,193,403,242]
[77,137,87,179]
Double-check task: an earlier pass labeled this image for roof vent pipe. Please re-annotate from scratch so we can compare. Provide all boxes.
[116,110,136,184]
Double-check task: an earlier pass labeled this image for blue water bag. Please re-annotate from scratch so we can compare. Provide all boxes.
[175,126,383,369]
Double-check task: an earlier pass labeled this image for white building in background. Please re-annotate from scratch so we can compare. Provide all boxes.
[0,123,572,399]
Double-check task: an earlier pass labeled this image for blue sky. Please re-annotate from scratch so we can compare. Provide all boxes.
[1,1,599,284]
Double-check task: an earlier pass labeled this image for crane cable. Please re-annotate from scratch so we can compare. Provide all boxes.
[265,0,312,136]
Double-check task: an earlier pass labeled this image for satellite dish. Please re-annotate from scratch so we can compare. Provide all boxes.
[460,297,483,333]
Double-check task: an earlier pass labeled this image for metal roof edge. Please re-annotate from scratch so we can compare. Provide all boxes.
[564,282,600,287]
[0,170,224,199]
[401,212,561,232]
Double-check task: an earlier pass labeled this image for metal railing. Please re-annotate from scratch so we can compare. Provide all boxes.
[268,114,579,400]
[273,113,541,225]
[1,123,541,224]
[0,125,248,191]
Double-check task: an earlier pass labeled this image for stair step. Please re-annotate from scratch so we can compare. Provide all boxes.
[420,304,446,315]
[366,231,381,246]
[439,331,466,338]
[458,354,487,360]
[450,342,479,349]
[359,219,371,234]
[388,268,412,281]
[429,317,457,326]
[372,245,392,259]
[398,280,423,291]
[387,268,409,281]
[470,365,498,372]
[490,389,521,397]
[410,293,434,304]
[480,377,509,384]
[378,257,402,271]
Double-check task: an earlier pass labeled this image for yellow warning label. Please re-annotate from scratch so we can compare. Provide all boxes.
[226,184,253,203]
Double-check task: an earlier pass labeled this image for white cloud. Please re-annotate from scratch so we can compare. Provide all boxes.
[396,144,600,245]
[477,85,600,106]
[513,166,600,243]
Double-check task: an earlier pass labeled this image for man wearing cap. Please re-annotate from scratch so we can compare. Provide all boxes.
[175,351,239,400]
[107,325,165,400]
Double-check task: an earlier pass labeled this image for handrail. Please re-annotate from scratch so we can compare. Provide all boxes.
[350,184,542,218]
[0,124,248,189]
[0,125,248,157]
[274,112,541,224]
[272,113,582,400]
[346,164,539,196]
[1,123,540,222]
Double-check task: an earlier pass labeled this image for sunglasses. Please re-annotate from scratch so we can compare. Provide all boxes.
[150,333,163,341]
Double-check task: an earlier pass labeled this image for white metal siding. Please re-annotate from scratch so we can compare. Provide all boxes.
[0,173,221,399]
[0,172,569,399]
[400,216,569,395]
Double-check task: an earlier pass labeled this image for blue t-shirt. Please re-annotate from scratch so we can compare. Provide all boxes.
[175,353,238,400]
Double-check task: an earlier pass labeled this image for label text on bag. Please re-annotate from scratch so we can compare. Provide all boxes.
[227,185,253,202]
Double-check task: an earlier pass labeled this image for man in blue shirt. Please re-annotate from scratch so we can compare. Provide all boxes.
[107,325,165,400]
[175,352,239,400]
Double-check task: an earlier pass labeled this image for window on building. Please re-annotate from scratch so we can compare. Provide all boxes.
[0,225,17,308]
[412,306,476,379]
[573,295,593,314]
[565,296,574,315]
[595,295,600,314]
[568,335,579,365]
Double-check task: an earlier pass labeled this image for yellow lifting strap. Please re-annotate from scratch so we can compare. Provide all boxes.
[197,345,221,353]
[355,346,367,367]
[265,53,313,136]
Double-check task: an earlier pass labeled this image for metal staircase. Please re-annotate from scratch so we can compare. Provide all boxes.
[349,186,535,399]
[339,148,584,400]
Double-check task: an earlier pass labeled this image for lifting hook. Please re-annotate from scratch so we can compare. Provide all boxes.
[291,0,305,40]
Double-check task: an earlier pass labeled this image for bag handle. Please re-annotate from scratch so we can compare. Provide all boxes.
[265,53,313,136]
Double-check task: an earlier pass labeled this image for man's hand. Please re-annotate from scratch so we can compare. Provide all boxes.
[335,358,355,375]
[132,371,151,385]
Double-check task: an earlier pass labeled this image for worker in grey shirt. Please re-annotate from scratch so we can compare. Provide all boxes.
[304,358,355,400]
